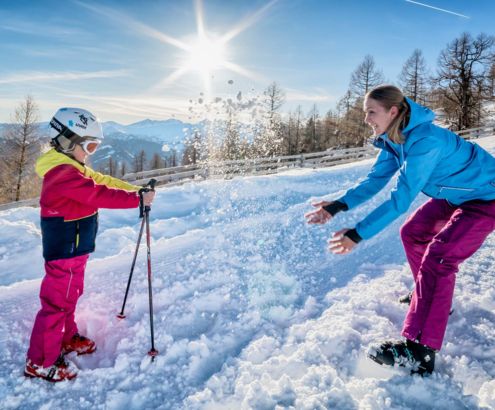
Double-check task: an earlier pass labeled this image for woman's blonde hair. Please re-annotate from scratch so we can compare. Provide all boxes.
[365,85,410,143]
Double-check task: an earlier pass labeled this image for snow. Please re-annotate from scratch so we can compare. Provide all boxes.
[1,136,495,409]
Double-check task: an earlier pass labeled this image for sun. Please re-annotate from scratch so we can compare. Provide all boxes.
[186,36,226,76]
[151,0,278,96]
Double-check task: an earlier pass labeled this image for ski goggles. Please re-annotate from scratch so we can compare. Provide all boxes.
[79,138,101,155]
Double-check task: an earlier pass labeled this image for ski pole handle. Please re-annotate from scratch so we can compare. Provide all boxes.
[147,178,157,191]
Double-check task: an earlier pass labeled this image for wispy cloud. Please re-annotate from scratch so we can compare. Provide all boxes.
[221,0,279,43]
[58,93,191,121]
[73,1,190,51]
[405,0,470,19]
[0,19,86,38]
[0,70,130,85]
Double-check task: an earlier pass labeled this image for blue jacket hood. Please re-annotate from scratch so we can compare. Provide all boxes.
[402,97,435,134]
[373,97,435,151]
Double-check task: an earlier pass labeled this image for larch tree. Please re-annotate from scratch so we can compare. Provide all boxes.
[339,55,384,148]
[434,32,494,130]
[256,82,286,156]
[133,149,147,173]
[399,49,430,104]
[149,153,165,170]
[349,55,384,99]
[1,96,43,203]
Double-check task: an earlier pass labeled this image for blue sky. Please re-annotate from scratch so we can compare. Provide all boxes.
[1,0,494,124]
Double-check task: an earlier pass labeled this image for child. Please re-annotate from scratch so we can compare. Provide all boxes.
[305,85,495,375]
[25,108,155,382]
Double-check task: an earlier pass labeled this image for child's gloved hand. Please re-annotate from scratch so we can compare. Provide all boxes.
[142,191,155,206]
[138,179,157,212]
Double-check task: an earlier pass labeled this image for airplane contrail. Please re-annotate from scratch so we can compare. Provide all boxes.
[405,0,470,19]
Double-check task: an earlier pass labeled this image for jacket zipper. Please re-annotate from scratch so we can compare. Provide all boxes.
[384,139,400,158]
[439,186,475,192]
[75,221,80,250]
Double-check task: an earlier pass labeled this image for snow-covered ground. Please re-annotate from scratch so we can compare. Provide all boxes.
[1,137,495,409]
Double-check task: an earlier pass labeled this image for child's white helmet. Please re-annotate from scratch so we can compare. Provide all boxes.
[49,107,103,153]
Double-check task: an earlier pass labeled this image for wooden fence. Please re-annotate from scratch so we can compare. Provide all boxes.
[1,124,494,211]
[122,145,378,187]
[456,125,495,140]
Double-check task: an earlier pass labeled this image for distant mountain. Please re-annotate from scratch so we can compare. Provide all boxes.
[89,133,173,173]
[0,118,202,172]
[102,119,202,145]
[95,118,202,172]
[101,121,127,135]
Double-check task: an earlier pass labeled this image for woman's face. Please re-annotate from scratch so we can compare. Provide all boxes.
[364,98,399,136]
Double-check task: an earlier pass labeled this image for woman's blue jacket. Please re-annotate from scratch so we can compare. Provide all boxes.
[338,98,495,240]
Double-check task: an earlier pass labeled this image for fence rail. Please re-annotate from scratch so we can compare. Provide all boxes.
[457,124,495,139]
[0,197,39,211]
[123,145,378,186]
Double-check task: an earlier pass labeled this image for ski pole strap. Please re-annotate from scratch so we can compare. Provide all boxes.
[147,178,157,191]
[138,187,151,218]
[138,189,145,218]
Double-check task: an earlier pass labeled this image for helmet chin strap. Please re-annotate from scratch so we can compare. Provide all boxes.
[51,134,76,154]
[50,117,82,154]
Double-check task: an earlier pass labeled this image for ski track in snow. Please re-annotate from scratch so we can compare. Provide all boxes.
[1,137,495,409]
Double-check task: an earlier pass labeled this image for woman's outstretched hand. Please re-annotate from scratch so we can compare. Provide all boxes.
[328,229,357,254]
[305,201,333,225]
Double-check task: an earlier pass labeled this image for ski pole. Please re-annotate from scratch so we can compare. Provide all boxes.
[144,179,158,359]
[116,215,146,319]
[116,179,157,319]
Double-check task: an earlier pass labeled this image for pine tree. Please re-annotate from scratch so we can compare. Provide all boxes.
[488,62,495,99]
[1,96,43,203]
[221,108,242,160]
[434,32,494,130]
[149,153,164,170]
[133,149,146,173]
[322,110,339,149]
[253,82,285,156]
[291,105,304,155]
[169,149,178,167]
[182,131,203,165]
[108,157,116,176]
[336,89,368,147]
[337,90,353,117]
[350,55,384,99]
[263,82,285,131]
[302,105,322,153]
[338,56,384,147]
[399,49,429,104]
[119,161,127,177]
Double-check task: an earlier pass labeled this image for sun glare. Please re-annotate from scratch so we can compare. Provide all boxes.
[114,0,279,95]
[186,36,226,75]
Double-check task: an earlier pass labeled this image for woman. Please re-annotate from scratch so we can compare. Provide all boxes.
[305,84,495,375]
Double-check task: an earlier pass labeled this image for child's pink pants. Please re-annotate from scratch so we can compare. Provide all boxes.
[27,254,89,367]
